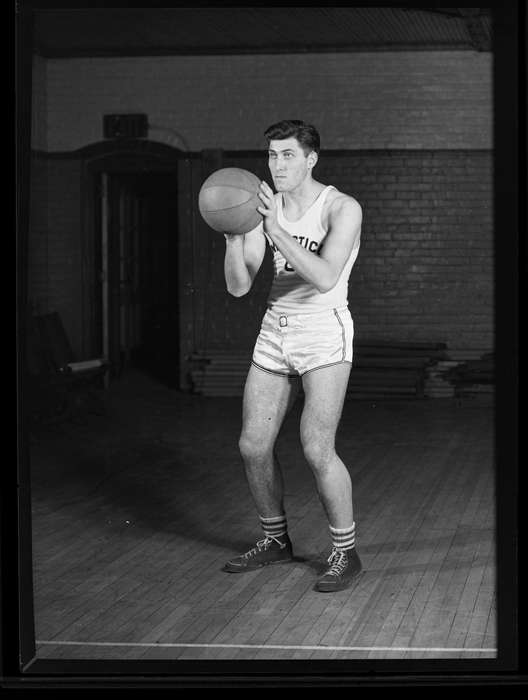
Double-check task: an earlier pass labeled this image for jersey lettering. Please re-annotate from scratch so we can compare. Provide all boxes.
[282,241,324,273]
[269,235,322,273]
[266,185,358,313]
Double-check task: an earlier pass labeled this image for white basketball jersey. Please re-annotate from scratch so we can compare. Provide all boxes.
[264,185,359,314]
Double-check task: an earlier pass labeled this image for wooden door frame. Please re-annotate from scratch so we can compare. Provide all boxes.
[78,139,188,384]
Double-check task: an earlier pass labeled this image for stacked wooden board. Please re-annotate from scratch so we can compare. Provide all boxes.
[423,360,459,398]
[344,340,448,400]
[188,351,251,397]
[443,352,495,399]
[422,349,495,400]
[188,340,449,399]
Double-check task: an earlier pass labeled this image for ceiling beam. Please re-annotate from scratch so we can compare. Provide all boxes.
[457,8,491,51]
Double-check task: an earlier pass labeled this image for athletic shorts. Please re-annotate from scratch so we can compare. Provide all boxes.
[251,305,354,377]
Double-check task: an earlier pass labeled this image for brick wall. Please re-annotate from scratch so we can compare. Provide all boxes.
[28,49,494,367]
[319,151,494,350]
[33,148,492,365]
[42,51,492,152]
[189,150,493,356]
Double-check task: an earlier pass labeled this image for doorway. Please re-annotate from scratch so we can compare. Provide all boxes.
[98,170,180,388]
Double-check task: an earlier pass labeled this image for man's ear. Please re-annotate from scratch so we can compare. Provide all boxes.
[307,151,318,169]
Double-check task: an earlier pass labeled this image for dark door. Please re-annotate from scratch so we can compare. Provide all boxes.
[102,170,180,387]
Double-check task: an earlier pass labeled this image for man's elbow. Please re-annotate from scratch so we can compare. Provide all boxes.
[227,284,250,298]
[316,275,338,294]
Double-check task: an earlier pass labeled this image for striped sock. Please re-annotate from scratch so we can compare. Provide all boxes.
[329,522,356,551]
[260,514,288,540]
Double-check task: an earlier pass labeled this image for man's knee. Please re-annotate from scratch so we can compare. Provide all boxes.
[239,432,273,463]
[301,435,335,473]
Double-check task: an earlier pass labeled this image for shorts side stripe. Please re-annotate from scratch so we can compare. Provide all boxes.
[333,308,346,362]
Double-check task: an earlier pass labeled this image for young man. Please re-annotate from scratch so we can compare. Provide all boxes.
[222,120,363,592]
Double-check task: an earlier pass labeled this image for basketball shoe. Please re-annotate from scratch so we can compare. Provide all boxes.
[315,547,363,592]
[222,534,293,572]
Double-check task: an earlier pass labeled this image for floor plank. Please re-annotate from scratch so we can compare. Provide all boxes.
[31,371,497,661]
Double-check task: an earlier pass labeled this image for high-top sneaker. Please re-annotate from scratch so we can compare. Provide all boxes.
[222,535,293,573]
[315,547,362,592]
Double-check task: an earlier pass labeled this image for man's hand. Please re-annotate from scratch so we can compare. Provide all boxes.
[223,224,266,297]
[223,232,244,245]
[257,181,281,236]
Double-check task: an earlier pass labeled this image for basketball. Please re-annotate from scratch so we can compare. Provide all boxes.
[198,168,263,235]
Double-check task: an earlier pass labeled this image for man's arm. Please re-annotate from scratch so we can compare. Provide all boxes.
[258,183,362,293]
[224,224,266,297]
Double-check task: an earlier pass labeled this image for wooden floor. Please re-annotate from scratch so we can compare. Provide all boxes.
[30,369,496,661]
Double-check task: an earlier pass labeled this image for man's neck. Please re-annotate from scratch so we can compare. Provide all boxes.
[282,177,325,209]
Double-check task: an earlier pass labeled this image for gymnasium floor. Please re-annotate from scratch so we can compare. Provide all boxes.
[29,368,496,661]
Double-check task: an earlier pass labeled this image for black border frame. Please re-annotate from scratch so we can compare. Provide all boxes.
[9,1,524,688]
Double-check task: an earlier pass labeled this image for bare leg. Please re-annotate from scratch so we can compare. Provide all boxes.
[239,365,300,518]
[300,362,353,529]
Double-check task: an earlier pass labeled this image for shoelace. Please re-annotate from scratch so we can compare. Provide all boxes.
[244,536,284,559]
[325,548,348,577]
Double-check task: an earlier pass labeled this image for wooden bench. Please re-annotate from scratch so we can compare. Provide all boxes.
[188,340,448,399]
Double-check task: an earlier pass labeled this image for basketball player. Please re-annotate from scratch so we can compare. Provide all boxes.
[222,120,362,592]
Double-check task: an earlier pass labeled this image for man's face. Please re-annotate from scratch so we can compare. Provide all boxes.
[268,137,314,191]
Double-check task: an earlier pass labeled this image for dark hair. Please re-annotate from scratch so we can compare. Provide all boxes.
[264,119,320,155]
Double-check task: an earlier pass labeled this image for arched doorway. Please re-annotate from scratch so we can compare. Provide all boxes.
[80,139,186,388]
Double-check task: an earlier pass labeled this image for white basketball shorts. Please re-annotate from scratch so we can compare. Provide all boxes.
[251,306,354,377]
